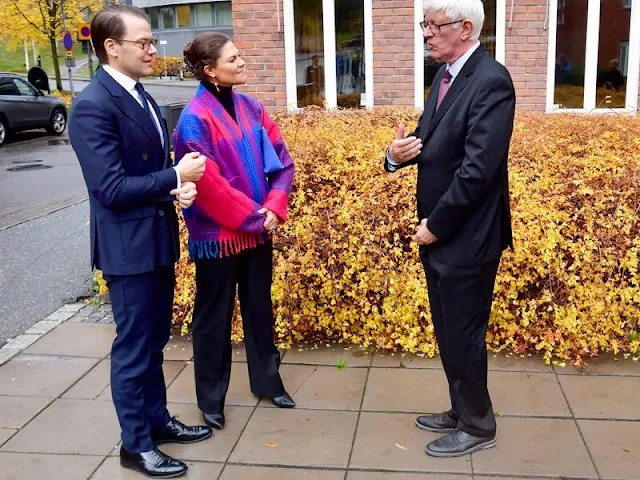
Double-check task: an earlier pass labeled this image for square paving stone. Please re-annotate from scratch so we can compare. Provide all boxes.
[90,457,224,479]
[94,360,187,401]
[164,335,194,361]
[0,429,17,446]
[471,417,597,477]
[487,353,553,373]
[0,396,51,429]
[0,349,20,367]
[0,452,103,480]
[63,359,112,400]
[350,412,471,473]
[260,365,367,411]
[558,375,640,419]
[579,420,640,480]
[258,364,333,408]
[26,323,115,358]
[348,473,471,480]
[0,354,98,397]
[221,465,345,480]
[229,408,358,468]
[1,398,120,456]
[489,371,570,417]
[161,403,252,462]
[362,368,450,413]
[555,355,640,376]
[283,344,371,367]
[371,353,443,369]
[24,321,60,336]
[167,362,260,406]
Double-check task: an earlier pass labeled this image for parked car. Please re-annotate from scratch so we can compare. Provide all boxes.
[0,73,67,146]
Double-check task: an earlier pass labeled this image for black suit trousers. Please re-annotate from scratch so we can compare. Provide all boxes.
[192,242,285,414]
[420,247,500,438]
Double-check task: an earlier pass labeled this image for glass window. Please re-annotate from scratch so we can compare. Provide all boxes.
[161,7,176,29]
[595,0,631,108]
[554,0,588,108]
[0,79,20,95]
[148,8,160,30]
[13,78,37,96]
[215,2,232,26]
[176,5,191,28]
[294,0,325,107]
[423,0,496,102]
[335,0,365,108]
[194,3,213,27]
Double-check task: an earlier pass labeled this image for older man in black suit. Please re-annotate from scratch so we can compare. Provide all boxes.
[385,0,516,458]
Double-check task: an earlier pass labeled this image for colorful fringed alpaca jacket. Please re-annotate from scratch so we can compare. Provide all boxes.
[173,84,294,259]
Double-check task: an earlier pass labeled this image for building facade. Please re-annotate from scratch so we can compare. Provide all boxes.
[137,0,640,112]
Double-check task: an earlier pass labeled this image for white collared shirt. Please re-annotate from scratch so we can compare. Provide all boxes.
[102,65,181,189]
[102,65,164,148]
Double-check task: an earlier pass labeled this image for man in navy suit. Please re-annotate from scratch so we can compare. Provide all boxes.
[69,5,212,477]
[385,0,516,458]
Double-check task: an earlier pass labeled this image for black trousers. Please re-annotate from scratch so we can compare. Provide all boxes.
[192,242,285,414]
[420,248,500,438]
[104,266,174,453]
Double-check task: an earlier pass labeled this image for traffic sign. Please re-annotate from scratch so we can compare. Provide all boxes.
[63,32,73,51]
[66,50,73,57]
[78,23,91,41]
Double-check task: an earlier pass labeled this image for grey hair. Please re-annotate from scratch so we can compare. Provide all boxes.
[422,0,485,42]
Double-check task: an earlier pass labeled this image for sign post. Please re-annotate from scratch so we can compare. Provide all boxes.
[78,23,93,78]
[63,31,75,98]
[160,40,168,79]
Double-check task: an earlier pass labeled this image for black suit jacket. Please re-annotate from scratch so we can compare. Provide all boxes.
[69,68,180,275]
[385,46,515,267]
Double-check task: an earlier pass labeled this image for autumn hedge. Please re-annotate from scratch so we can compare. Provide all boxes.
[100,110,640,364]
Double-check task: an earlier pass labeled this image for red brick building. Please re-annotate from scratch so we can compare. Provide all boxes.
[230,0,639,112]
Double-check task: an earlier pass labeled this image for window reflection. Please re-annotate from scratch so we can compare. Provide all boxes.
[336,0,365,108]
[554,0,588,108]
[294,0,325,107]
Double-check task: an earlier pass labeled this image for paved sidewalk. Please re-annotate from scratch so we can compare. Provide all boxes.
[0,303,638,480]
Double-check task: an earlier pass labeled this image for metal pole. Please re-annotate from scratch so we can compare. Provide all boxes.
[87,44,94,78]
[60,0,75,99]
[163,44,167,78]
[32,40,37,66]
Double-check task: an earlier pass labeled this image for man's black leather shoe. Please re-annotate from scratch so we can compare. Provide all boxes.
[152,416,212,445]
[425,430,496,457]
[120,446,187,478]
[271,391,296,408]
[203,412,225,430]
[415,411,457,433]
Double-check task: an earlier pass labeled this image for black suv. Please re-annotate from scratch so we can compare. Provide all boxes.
[0,73,67,146]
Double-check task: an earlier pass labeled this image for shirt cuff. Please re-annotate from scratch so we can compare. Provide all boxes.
[386,148,400,172]
[173,167,181,190]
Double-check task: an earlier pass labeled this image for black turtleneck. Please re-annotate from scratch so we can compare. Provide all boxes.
[203,81,236,123]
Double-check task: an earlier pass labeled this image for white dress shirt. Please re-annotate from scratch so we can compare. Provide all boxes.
[387,41,481,170]
[102,65,180,188]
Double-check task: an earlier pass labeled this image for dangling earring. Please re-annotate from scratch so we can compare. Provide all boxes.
[213,77,220,94]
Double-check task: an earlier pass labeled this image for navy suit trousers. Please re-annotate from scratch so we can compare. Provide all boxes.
[104,266,174,453]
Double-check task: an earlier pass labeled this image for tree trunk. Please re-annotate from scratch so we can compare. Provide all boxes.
[49,33,62,91]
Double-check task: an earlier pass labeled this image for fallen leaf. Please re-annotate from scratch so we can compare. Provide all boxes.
[395,443,408,450]
[265,442,278,448]
[622,448,630,452]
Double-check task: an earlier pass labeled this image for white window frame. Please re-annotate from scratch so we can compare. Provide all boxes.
[414,0,506,108]
[283,0,374,111]
[546,0,639,113]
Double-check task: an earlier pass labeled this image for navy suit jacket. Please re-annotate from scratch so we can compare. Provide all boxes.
[386,46,515,267]
[69,68,180,276]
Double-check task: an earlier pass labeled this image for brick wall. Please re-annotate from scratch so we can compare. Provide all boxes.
[232,0,287,109]
[372,0,415,106]
[505,0,549,111]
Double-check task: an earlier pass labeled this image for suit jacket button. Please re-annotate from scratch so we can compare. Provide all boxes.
[142,153,149,160]
[158,210,165,216]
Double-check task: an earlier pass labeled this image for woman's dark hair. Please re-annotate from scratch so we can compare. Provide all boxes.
[91,4,149,65]
[184,32,232,82]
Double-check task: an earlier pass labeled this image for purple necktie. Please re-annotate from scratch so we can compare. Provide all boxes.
[436,70,453,110]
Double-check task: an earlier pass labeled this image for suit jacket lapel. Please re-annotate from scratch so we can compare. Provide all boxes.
[147,94,170,166]
[422,46,487,141]
[97,69,161,145]
[420,66,444,142]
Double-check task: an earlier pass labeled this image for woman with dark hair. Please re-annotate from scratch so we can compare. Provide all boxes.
[173,32,295,430]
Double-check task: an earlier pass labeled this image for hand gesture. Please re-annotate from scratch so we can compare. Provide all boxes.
[175,152,207,183]
[258,208,279,233]
[389,124,422,163]
[170,182,198,209]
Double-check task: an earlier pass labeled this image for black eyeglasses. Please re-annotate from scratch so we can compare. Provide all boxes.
[419,20,464,34]
[115,38,158,51]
